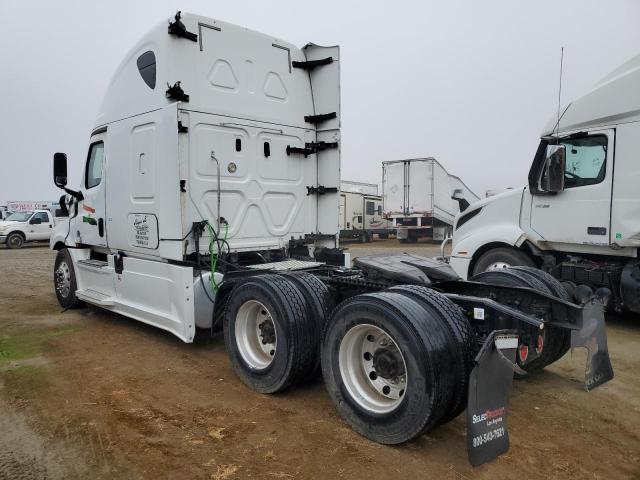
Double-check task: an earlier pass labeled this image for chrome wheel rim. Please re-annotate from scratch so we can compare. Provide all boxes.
[55,260,71,298]
[235,300,277,370]
[339,324,407,414]
[487,261,510,271]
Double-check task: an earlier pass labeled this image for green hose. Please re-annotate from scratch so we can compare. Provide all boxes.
[207,221,228,293]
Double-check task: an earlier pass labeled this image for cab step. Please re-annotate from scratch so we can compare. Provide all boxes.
[75,289,114,306]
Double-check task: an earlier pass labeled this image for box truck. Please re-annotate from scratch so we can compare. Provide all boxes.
[448,53,640,314]
[382,158,479,243]
[49,12,611,466]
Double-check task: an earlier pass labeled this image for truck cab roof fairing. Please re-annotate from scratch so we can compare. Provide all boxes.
[94,13,334,130]
[543,52,640,136]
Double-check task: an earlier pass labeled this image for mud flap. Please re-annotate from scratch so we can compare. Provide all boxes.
[467,331,520,467]
[571,300,614,390]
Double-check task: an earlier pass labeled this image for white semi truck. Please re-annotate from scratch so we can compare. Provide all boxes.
[448,53,640,314]
[50,12,612,466]
[382,158,479,243]
[339,180,391,242]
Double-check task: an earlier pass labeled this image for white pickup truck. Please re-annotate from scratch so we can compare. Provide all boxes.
[0,210,57,248]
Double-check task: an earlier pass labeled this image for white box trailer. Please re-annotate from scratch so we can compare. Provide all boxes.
[339,180,391,242]
[382,158,479,242]
[48,12,611,466]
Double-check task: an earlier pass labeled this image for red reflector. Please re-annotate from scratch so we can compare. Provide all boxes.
[518,344,529,363]
[536,335,544,354]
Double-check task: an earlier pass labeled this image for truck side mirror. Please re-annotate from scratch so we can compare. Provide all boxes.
[30,217,42,225]
[542,145,565,193]
[53,152,68,188]
[452,189,470,212]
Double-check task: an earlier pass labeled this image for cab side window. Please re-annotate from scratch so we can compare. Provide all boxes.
[85,142,105,189]
[32,212,49,223]
[561,135,607,188]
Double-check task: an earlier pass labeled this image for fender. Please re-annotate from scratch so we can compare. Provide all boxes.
[450,188,528,279]
[451,227,527,280]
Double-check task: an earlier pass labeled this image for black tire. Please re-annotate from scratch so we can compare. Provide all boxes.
[472,247,535,276]
[509,266,572,362]
[387,285,474,423]
[281,272,333,377]
[322,292,456,444]
[53,249,84,309]
[223,274,317,393]
[379,233,389,240]
[6,232,24,249]
[471,268,555,374]
[407,230,418,244]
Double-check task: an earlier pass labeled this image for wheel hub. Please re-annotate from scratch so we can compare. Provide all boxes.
[258,319,276,345]
[372,348,405,379]
[55,261,71,298]
[487,261,511,271]
[338,324,408,414]
[235,300,277,370]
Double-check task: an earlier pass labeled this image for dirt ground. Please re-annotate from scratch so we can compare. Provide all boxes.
[0,242,639,479]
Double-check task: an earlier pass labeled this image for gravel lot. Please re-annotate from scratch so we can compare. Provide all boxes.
[0,242,639,479]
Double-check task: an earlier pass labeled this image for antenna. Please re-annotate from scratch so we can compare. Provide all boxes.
[555,47,564,143]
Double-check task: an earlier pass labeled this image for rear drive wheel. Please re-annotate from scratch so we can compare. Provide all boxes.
[388,285,474,423]
[322,292,456,444]
[471,268,555,374]
[6,232,24,249]
[472,247,535,275]
[281,272,333,378]
[54,249,84,309]
[223,274,316,393]
[509,266,572,362]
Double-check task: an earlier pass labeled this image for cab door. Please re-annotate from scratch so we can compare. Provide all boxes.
[29,212,53,240]
[79,134,107,246]
[530,129,614,246]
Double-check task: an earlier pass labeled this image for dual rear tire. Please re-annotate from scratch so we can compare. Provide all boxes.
[223,273,330,393]
[471,266,572,371]
[224,273,473,444]
[321,289,473,444]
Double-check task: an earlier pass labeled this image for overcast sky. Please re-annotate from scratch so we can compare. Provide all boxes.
[1,0,639,204]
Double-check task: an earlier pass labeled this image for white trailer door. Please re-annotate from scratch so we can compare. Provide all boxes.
[408,161,433,214]
[364,196,385,229]
[383,162,407,214]
[530,129,614,245]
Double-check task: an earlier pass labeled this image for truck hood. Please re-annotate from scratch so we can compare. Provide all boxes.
[453,187,526,236]
[458,187,524,216]
[0,221,23,228]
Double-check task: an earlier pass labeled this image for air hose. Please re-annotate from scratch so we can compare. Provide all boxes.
[207,221,228,293]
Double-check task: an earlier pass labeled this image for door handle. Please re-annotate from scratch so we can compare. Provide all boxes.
[98,218,104,237]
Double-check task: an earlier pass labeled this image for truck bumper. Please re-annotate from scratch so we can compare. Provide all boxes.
[0,236,6,245]
[450,256,471,280]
